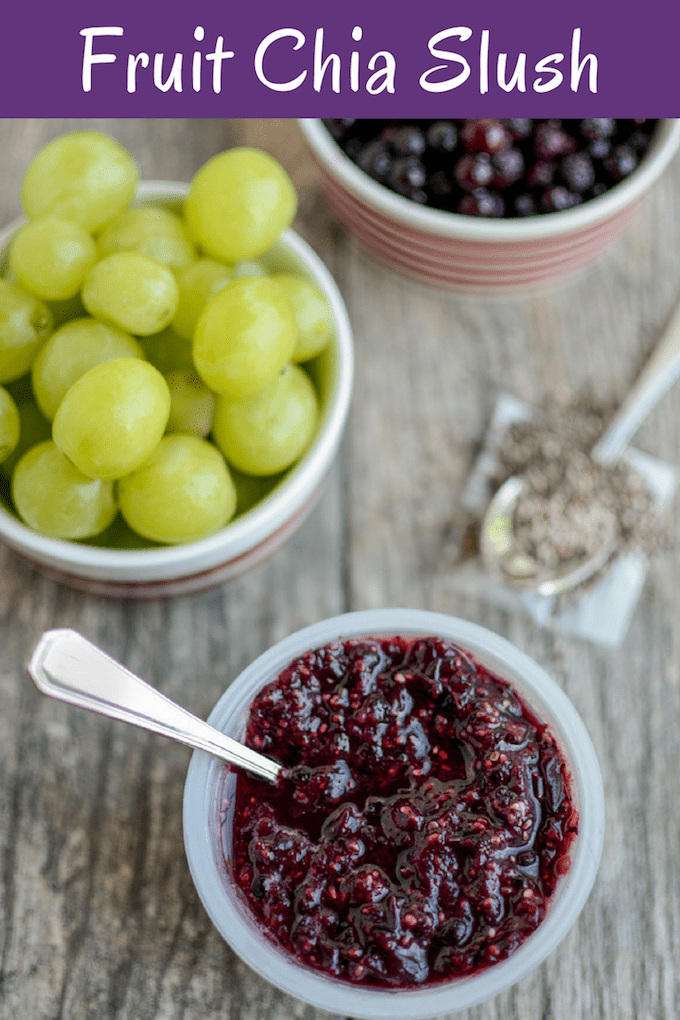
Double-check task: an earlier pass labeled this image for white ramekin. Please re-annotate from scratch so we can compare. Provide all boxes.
[299,118,680,292]
[183,609,605,1019]
[0,181,354,597]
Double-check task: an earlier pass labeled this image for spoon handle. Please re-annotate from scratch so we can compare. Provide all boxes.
[28,629,281,784]
[591,298,680,467]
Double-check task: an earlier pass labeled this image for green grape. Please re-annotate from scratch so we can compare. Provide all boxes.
[212,363,318,475]
[52,358,170,480]
[82,252,179,336]
[184,147,297,263]
[9,217,97,302]
[232,260,267,279]
[0,475,12,514]
[0,386,20,462]
[0,279,53,383]
[138,327,194,375]
[230,466,284,517]
[171,258,233,340]
[271,273,334,362]
[47,290,87,328]
[193,276,297,398]
[118,434,236,544]
[88,513,161,549]
[1,400,51,479]
[21,131,139,233]
[165,369,215,437]
[97,206,196,271]
[12,439,117,539]
[32,316,144,420]
[4,373,34,403]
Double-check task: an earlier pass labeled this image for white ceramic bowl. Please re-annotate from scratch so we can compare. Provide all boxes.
[299,118,680,292]
[0,181,354,597]
[183,609,605,1019]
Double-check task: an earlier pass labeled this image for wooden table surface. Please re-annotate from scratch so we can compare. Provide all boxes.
[1,118,679,1020]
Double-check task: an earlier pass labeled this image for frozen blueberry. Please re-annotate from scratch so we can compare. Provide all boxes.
[457,189,505,217]
[492,147,525,189]
[560,152,596,192]
[382,124,426,157]
[426,120,458,153]
[604,145,638,181]
[454,152,494,190]
[461,118,511,155]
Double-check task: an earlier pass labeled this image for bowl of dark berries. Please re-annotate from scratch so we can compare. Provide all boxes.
[183,609,605,1017]
[299,118,680,292]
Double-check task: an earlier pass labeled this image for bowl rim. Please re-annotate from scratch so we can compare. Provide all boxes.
[0,181,354,577]
[298,118,680,243]
[183,609,605,1019]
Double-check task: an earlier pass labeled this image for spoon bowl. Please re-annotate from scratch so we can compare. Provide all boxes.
[480,475,620,596]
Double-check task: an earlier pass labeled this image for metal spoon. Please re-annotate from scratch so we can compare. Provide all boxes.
[480,297,680,597]
[28,628,281,783]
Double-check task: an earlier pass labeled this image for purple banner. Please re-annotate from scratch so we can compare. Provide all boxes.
[2,0,678,117]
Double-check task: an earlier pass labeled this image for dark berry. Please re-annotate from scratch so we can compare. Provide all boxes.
[460,118,511,155]
[534,120,577,160]
[356,140,392,181]
[382,124,426,157]
[579,118,616,141]
[323,118,356,141]
[540,186,582,213]
[628,129,653,152]
[426,120,458,153]
[388,156,427,196]
[457,188,505,217]
[560,152,596,193]
[514,193,538,217]
[604,144,638,182]
[492,147,524,189]
[504,118,533,140]
[454,152,494,190]
[526,160,556,189]
[588,137,612,161]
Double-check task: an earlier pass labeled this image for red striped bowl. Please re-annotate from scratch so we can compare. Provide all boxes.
[0,181,354,598]
[299,119,680,292]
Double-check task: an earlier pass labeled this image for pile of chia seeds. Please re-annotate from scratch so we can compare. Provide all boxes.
[489,399,664,578]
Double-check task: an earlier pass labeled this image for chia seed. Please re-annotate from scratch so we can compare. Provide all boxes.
[489,398,665,581]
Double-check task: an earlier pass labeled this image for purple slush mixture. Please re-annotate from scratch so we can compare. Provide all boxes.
[228,636,578,987]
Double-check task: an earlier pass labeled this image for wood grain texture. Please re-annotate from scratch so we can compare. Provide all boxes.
[0,118,679,1020]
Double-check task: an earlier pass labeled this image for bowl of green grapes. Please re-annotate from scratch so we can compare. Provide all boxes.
[0,132,353,596]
